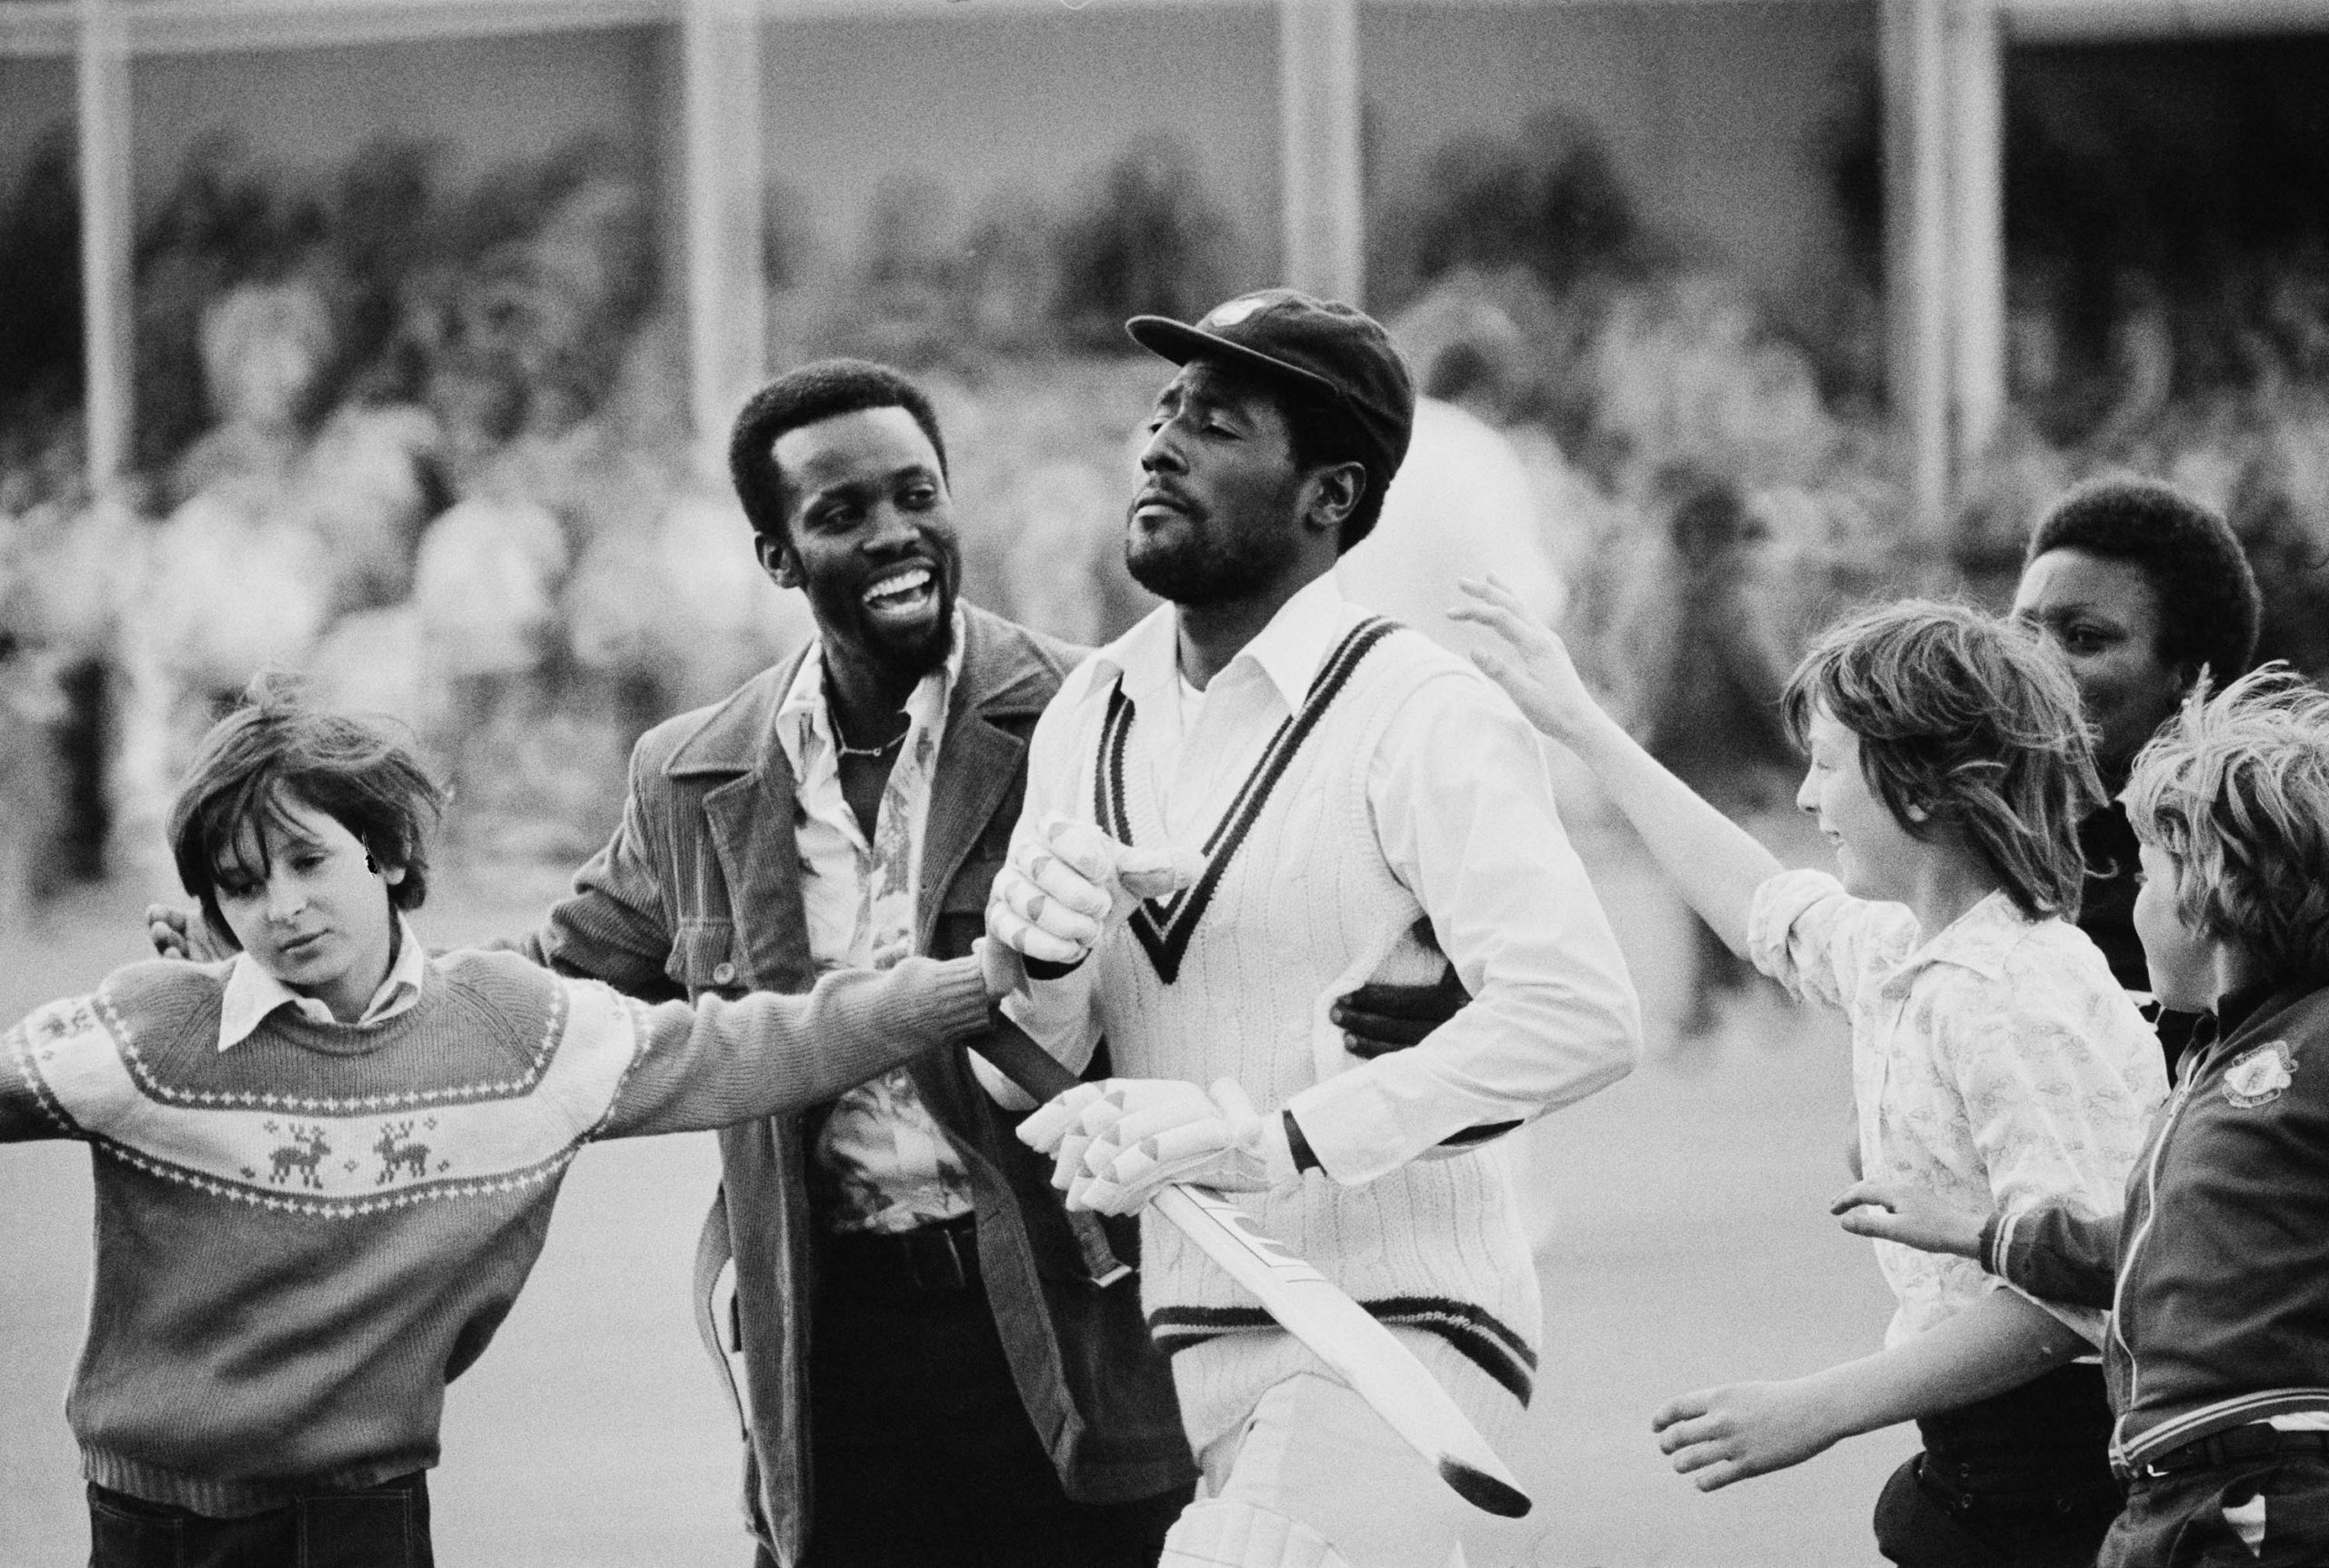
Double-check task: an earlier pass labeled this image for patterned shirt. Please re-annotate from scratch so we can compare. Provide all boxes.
[1747,869,2166,1348]
[775,611,974,1234]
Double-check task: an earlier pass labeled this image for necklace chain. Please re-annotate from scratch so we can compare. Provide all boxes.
[832,713,909,760]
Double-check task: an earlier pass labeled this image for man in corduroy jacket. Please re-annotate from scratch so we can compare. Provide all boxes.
[519,360,1194,1567]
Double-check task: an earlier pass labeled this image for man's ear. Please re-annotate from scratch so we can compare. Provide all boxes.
[1303,461,1366,540]
[754,530,803,589]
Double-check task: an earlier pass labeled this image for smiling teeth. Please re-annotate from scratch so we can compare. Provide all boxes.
[863,566,933,605]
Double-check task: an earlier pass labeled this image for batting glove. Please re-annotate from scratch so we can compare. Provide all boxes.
[986,815,1204,970]
[1021,1078,1299,1214]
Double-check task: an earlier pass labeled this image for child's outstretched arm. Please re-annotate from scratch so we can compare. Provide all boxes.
[1451,575,1781,956]
[600,834,1201,1139]
[1649,1289,2088,1493]
[1830,1178,1989,1260]
[1836,1180,2122,1312]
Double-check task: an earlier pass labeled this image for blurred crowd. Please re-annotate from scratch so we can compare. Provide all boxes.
[2,65,2325,963]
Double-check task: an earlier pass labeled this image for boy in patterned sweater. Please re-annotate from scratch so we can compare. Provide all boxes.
[2,683,1119,1568]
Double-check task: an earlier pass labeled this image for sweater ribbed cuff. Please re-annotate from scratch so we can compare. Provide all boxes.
[927,955,1001,1042]
[1979,1206,2010,1275]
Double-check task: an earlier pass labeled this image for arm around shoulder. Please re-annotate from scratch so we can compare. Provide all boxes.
[511,725,685,998]
[1293,668,1640,1183]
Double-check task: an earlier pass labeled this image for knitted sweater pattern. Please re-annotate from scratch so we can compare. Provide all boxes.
[1087,621,1540,1410]
[0,952,646,1513]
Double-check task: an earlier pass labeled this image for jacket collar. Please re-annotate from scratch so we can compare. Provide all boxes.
[663,603,1057,784]
[656,604,1071,986]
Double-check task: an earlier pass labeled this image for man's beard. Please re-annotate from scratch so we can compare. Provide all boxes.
[1124,508,1297,607]
[852,581,957,685]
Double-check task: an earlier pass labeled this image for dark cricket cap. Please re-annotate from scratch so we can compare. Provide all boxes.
[1126,288,1416,483]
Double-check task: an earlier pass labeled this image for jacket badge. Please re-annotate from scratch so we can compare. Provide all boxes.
[2223,1040,2297,1109]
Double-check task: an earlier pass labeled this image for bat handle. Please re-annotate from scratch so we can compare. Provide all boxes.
[978,1006,1084,1102]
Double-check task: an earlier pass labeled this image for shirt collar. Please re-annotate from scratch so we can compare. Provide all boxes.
[217,912,429,1050]
[1880,889,2027,994]
[1097,570,1351,713]
[777,605,967,777]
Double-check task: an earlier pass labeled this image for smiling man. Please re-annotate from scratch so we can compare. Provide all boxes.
[994,293,1641,1568]
[519,360,1194,1567]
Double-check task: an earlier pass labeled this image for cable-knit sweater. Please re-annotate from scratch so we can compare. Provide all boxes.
[1094,628,1541,1407]
[0,947,989,1516]
[1007,586,1641,1450]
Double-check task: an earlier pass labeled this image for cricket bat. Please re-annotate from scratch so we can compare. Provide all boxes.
[978,1010,1534,1519]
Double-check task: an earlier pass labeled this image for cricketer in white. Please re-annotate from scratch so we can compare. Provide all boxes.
[988,568,1642,1568]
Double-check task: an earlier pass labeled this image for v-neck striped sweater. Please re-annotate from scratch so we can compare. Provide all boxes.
[1084,622,1543,1427]
[0,947,988,1515]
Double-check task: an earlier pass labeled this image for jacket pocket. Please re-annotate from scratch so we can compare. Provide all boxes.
[667,917,743,998]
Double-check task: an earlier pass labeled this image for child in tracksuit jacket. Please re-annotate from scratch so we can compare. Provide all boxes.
[1839,668,2329,1568]
[1,684,1082,1568]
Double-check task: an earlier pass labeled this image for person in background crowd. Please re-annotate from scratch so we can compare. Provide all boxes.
[2011,475,2260,1075]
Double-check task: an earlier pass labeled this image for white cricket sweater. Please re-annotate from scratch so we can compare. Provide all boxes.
[1085,618,1541,1412]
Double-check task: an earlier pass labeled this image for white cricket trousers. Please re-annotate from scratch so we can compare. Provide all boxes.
[1175,1353,1524,1568]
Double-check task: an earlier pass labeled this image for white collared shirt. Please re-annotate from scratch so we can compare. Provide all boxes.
[774,610,975,1234]
[1748,868,2167,1348]
[1118,572,1350,843]
[1004,570,1642,1183]
[217,913,429,1050]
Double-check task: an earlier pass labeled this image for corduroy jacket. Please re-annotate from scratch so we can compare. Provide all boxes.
[1981,982,2329,1477]
[520,604,1192,1563]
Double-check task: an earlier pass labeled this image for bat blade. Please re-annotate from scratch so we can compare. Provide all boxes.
[975,1011,1532,1518]
[1151,1184,1532,1519]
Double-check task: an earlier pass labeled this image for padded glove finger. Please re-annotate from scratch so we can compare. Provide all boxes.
[1017,1080,1109,1156]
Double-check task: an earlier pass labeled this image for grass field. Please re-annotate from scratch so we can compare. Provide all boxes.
[0,819,1913,1566]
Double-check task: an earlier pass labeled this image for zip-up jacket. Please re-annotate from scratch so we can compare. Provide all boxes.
[1980,982,2329,1474]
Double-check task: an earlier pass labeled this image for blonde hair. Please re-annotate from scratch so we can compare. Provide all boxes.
[2122,667,2329,986]
[1782,599,2103,920]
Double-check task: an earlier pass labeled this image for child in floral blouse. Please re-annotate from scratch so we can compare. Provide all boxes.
[1452,582,2167,1568]
[1838,668,2329,1567]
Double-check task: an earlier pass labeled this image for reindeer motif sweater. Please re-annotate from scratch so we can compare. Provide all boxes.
[0,946,990,1516]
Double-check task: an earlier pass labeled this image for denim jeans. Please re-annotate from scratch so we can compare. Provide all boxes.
[86,1472,433,1568]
